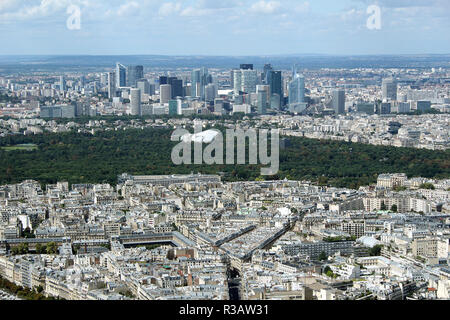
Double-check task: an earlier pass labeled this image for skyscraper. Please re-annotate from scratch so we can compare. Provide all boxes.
[240,69,258,94]
[160,84,172,104]
[268,71,283,107]
[107,72,115,99]
[115,63,126,88]
[332,89,346,114]
[288,74,305,106]
[137,79,150,99]
[205,84,217,102]
[257,89,267,115]
[100,73,108,86]
[60,75,66,92]
[168,78,183,99]
[191,68,209,99]
[159,76,168,86]
[240,64,253,70]
[233,70,242,94]
[130,88,141,116]
[127,65,144,87]
[382,78,398,101]
[263,64,273,84]
[79,75,86,88]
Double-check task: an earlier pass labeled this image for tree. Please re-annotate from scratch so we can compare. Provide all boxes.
[369,245,383,256]
[318,176,328,186]
[46,242,58,254]
[420,183,435,190]
[380,202,387,211]
[18,243,29,254]
[21,227,35,239]
[390,204,398,213]
[35,243,46,254]
[319,251,328,261]
[72,244,81,254]
[166,249,175,260]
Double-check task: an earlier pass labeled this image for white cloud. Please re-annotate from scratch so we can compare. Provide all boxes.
[115,1,140,17]
[249,1,281,14]
[158,2,182,16]
[0,0,72,21]
[0,0,19,12]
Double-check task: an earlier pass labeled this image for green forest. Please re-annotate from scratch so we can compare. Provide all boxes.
[0,127,449,189]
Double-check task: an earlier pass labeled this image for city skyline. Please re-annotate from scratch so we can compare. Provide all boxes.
[0,0,449,56]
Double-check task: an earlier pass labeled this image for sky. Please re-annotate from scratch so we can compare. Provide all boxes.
[0,0,449,55]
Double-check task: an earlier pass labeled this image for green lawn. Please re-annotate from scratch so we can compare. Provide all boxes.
[1,144,38,151]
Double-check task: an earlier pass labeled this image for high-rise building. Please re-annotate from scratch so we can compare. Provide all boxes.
[137,79,150,99]
[332,89,346,114]
[214,98,224,114]
[415,100,432,112]
[240,69,258,94]
[205,84,217,102]
[230,70,237,89]
[256,89,267,115]
[160,84,172,104]
[270,94,281,110]
[382,78,398,101]
[107,72,115,99]
[127,65,144,87]
[288,74,305,106]
[168,78,183,99]
[168,100,178,116]
[159,76,168,86]
[100,73,108,86]
[116,63,127,88]
[257,85,270,105]
[263,64,273,84]
[398,102,411,113]
[130,88,141,116]
[378,102,391,115]
[191,68,209,98]
[149,84,156,96]
[240,64,253,70]
[233,70,242,94]
[268,71,283,107]
[60,75,66,92]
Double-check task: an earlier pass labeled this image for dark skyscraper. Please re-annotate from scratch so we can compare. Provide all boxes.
[169,78,183,98]
[268,70,283,106]
[159,76,168,86]
[240,64,253,70]
[127,65,144,87]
